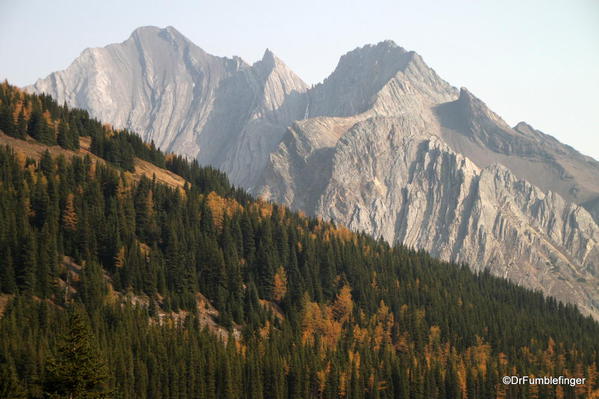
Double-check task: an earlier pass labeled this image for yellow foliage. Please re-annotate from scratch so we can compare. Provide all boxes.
[395,331,410,353]
[42,110,54,130]
[88,160,96,178]
[376,300,389,322]
[249,200,273,219]
[62,193,78,231]
[15,151,27,169]
[465,336,491,377]
[457,360,468,398]
[145,190,155,218]
[138,241,151,257]
[272,267,287,302]
[373,323,385,350]
[275,205,286,222]
[332,285,353,323]
[338,371,347,398]
[12,100,23,121]
[352,325,368,344]
[316,364,330,395]
[102,123,113,133]
[235,341,247,358]
[332,226,353,242]
[429,325,441,342]
[587,363,599,398]
[301,298,342,349]
[259,320,271,339]
[206,191,243,230]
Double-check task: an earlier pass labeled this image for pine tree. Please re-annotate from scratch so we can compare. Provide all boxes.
[0,248,17,294]
[0,357,25,398]
[16,109,27,138]
[43,308,110,398]
[57,120,70,149]
[79,262,106,312]
[18,230,37,293]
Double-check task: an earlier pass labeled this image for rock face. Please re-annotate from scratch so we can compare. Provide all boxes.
[28,26,599,319]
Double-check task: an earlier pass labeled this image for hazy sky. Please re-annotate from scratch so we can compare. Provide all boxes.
[1,0,598,160]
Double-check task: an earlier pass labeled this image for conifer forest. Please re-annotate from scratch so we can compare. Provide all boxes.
[1,82,598,398]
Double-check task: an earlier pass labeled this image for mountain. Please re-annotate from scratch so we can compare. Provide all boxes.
[2,82,599,398]
[27,26,309,188]
[259,88,599,319]
[27,27,599,319]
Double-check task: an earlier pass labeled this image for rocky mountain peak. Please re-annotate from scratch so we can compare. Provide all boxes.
[306,40,458,118]
[253,48,292,78]
[306,41,416,117]
[129,25,191,47]
[261,48,276,64]
[327,40,412,82]
[250,48,308,95]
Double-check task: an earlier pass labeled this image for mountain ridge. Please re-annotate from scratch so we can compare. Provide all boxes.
[26,26,599,319]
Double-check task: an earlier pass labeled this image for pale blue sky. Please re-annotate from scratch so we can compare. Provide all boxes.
[1,0,598,160]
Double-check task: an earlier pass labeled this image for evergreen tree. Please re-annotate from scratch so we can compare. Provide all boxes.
[0,357,25,398]
[43,308,110,398]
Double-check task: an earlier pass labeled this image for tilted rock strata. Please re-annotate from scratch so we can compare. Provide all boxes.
[261,115,599,317]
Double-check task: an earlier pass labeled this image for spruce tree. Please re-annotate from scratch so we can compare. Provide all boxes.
[43,308,110,398]
[0,356,25,398]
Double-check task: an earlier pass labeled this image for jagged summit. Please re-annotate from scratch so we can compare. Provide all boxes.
[305,40,457,118]
[379,39,402,48]
[261,48,276,63]
[340,39,408,58]
[253,48,293,78]
[321,40,413,89]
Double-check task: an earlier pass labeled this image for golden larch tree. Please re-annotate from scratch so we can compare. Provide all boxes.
[272,267,287,302]
[62,193,78,231]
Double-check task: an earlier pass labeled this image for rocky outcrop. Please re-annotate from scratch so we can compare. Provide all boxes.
[27,27,599,319]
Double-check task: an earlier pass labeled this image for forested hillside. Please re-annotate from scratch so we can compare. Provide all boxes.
[1,81,598,398]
